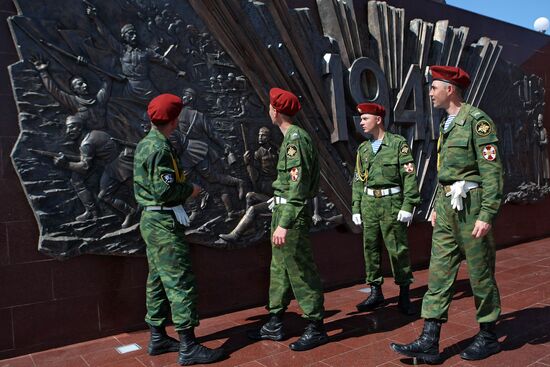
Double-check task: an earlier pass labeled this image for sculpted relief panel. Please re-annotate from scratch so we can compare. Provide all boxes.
[7,0,547,258]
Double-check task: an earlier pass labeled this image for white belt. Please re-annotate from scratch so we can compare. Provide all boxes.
[267,196,308,211]
[365,186,401,197]
[145,206,175,211]
[274,197,287,204]
[145,204,190,226]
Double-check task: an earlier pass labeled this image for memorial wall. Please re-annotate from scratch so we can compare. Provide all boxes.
[0,0,549,358]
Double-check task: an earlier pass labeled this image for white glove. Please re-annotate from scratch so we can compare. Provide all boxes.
[172,205,190,227]
[267,197,275,211]
[352,214,362,225]
[448,180,467,211]
[397,210,413,223]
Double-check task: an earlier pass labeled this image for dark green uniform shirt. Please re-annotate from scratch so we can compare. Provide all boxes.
[272,124,319,229]
[437,103,503,223]
[352,131,420,214]
[134,128,194,207]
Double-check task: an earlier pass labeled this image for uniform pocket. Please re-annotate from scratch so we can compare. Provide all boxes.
[446,138,471,167]
[382,158,399,178]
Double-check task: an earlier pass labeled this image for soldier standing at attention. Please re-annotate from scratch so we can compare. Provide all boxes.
[391,66,503,363]
[247,88,328,351]
[352,103,420,315]
[134,94,224,365]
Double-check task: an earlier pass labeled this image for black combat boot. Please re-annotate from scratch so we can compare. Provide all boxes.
[398,285,414,315]
[247,313,285,341]
[459,322,501,360]
[356,284,385,312]
[390,319,442,364]
[177,328,225,365]
[147,324,180,356]
[289,320,329,351]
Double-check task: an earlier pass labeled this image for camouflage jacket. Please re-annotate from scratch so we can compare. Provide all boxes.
[272,124,319,229]
[352,131,420,214]
[133,128,194,207]
[437,103,503,222]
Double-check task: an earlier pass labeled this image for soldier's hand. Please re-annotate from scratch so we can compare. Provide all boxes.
[430,210,437,227]
[29,55,49,71]
[53,153,68,167]
[76,56,89,66]
[472,220,491,238]
[312,213,322,226]
[86,5,97,19]
[352,214,362,226]
[272,225,287,247]
[243,150,251,165]
[190,184,201,198]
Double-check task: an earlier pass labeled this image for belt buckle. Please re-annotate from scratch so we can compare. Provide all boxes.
[374,189,382,198]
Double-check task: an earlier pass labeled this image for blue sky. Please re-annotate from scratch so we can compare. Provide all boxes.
[446,0,550,32]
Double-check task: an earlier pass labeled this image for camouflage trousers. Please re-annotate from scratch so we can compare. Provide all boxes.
[421,187,501,323]
[361,193,414,286]
[268,205,325,321]
[140,210,199,331]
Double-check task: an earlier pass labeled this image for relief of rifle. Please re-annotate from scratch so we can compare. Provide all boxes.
[12,18,124,82]
[29,148,80,161]
[110,137,137,148]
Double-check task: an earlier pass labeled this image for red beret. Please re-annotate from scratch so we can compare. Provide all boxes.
[147,93,183,125]
[356,103,385,118]
[430,65,471,90]
[269,87,301,116]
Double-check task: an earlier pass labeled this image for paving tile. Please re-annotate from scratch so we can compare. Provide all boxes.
[257,341,351,367]
[0,355,36,367]
[31,337,122,366]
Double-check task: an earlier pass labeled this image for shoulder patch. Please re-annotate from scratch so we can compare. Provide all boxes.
[290,167,299,181]
[482,144,497,161]
[161,173,175,185]
[400,144,410,156]
[475,120,492,137]
[286,144,298,158]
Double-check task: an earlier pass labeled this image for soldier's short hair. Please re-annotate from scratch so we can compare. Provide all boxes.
[69,76,85,91]
[66,115,84,125]
[259,126,271,135]
[120,24,136,38]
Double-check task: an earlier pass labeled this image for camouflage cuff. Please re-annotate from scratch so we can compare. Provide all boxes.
[478,210,494,223]
[278,206,296,229]
[401,202,414,213]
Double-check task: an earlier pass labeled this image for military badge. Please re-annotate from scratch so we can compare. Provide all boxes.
[403,162,415,173]
[286,144,298,158]
[161,173,175,184]
[482,145,497,161]
[475,120,492,137]
[400,144,410,155]
[290,167,299,181]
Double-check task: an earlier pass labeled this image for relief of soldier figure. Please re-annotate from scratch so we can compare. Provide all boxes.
[9,0,340,257]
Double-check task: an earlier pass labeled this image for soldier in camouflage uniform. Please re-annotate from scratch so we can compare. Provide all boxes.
[391,66,503,363]
[247,88,328,351]
[351,103,420,315]
[134,94,224,365]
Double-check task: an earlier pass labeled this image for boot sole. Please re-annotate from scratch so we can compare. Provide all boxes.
[459,346,501,361]
[289,337,329,352]
[390,344,441,364]
[356,300,386,312]
[179,351,225,365]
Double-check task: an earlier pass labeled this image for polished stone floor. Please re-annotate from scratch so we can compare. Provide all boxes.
[2,237,550,367]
